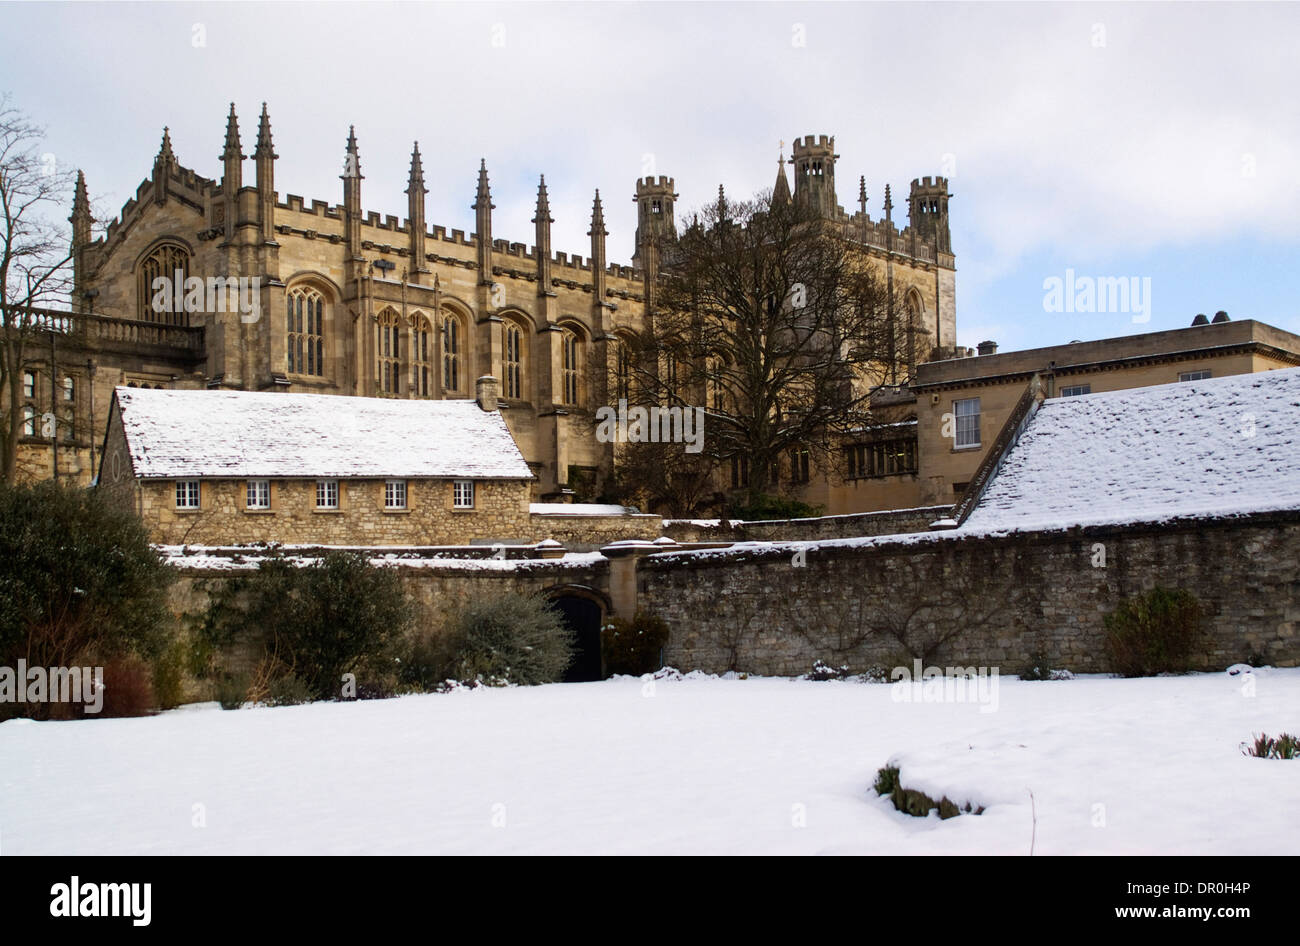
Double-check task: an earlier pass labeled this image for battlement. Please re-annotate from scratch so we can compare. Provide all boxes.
[277,195,340,219]
[792,134,836,154]
[635,176,677,195]
[910,176,950,193]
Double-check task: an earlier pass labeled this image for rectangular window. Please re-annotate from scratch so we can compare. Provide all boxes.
[846,439,918,478]
[63,376,75,402]
[22,407,36,437]
[385,479,407,509]
[316,479,339,509]
[176,480,200,509]
[954,397,981,448]
[453,480,475,509]
[791,449,810,485]
[22,372,35,398]
[246,479,270,509]
[1060,384,1091,397]
[1179,369,1212,382]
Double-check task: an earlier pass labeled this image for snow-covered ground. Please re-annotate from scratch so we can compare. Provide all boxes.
[2,669,1296,855]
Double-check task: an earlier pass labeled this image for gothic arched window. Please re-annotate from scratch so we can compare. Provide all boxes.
[613,336,631,403]
[561,328,581,406]
[377,307,401,395]
[287,286,325,377]
[412,313,432,397]
[138,242,190,325]
[442,313,464,393]
[503,321,525,400]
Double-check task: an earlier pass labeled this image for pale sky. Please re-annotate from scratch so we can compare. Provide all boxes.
[3,1,1297,351]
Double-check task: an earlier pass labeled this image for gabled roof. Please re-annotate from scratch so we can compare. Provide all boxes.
[112,387,534,480]
[962,367,1300,533]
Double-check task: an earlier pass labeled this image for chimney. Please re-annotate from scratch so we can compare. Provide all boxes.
[1212,310,1231,323]
[476,375,500,411]
[977,340,998,356]
[1191,313,1209,326]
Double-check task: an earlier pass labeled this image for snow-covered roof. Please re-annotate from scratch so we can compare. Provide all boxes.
[530,503,640,516]
[962,367,1300,533]
[113,387,534,480]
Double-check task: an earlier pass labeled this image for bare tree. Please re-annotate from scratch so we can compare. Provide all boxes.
[620,188,919,506]
[0,96,76,485]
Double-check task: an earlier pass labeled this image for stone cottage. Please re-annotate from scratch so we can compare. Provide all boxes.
[97,376,535,546]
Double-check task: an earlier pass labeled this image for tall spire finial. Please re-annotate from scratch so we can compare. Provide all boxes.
[255,102,276,159]
[883,183,893,222]
[406,141,426,195]
[589,189,606,236]
[533,174,551,223]
[221,104,242,161]
[342,125,362,179]
[158,127,174,163]
[474,158,492,207]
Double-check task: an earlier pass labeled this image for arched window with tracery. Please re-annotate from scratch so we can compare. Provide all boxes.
[442,312,463,393]
[613,336,632,403]
[377,307,401,394]
[503,321,525,400]
[412,313,432,397]
[137,242,190,324]
[905,290,925,373]
[706,355,728,412]
[286,286,325,376]
[561,328,581,406]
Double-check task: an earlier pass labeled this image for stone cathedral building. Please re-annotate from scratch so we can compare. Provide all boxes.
[23,104,957,510]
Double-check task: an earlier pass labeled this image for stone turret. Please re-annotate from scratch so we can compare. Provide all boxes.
[791,134,838,217]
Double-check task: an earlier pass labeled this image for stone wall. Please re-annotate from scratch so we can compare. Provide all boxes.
[661,505,949,544]
[135,477,531,546]
[166,551,611,694]
[639,511,1300,676]
[529,512,662,550]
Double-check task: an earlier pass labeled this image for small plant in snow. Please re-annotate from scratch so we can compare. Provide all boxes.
[803,660,850,681]
[1242,732,1300,759]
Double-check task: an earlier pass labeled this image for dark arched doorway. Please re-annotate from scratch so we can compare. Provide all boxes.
[551,594,603,682]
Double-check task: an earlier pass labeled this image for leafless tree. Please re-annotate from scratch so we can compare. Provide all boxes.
[0,96,76,484]
[617,188,919,508]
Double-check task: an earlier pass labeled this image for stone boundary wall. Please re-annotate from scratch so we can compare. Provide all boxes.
[529,512,662,550]
[166,554,611,693]
[661,505,951,544]
[639,511,1300,676]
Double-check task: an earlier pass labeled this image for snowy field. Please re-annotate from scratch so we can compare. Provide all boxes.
[2,668,1297,855]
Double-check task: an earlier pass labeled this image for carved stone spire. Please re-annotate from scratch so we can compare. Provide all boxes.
[473,159,494,285]
[533,175,552,295]
[589,189,607,301]
[406,142,428,279]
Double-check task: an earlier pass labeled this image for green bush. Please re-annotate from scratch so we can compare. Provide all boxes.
[201,551,414,701]
[0,482,175,718]
[1103,587,1203,677]
[0,483,173,656]
[725,491,823,522]
[216,671,250,710]
[266,672,314,707]
[152,637,189,711]
[397,628,456,692]
[602,612,669,676]
[443,591,574,686]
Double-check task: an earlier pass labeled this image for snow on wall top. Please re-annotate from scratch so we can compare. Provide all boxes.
[962,367,1300,533]
[114,387,535,480]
